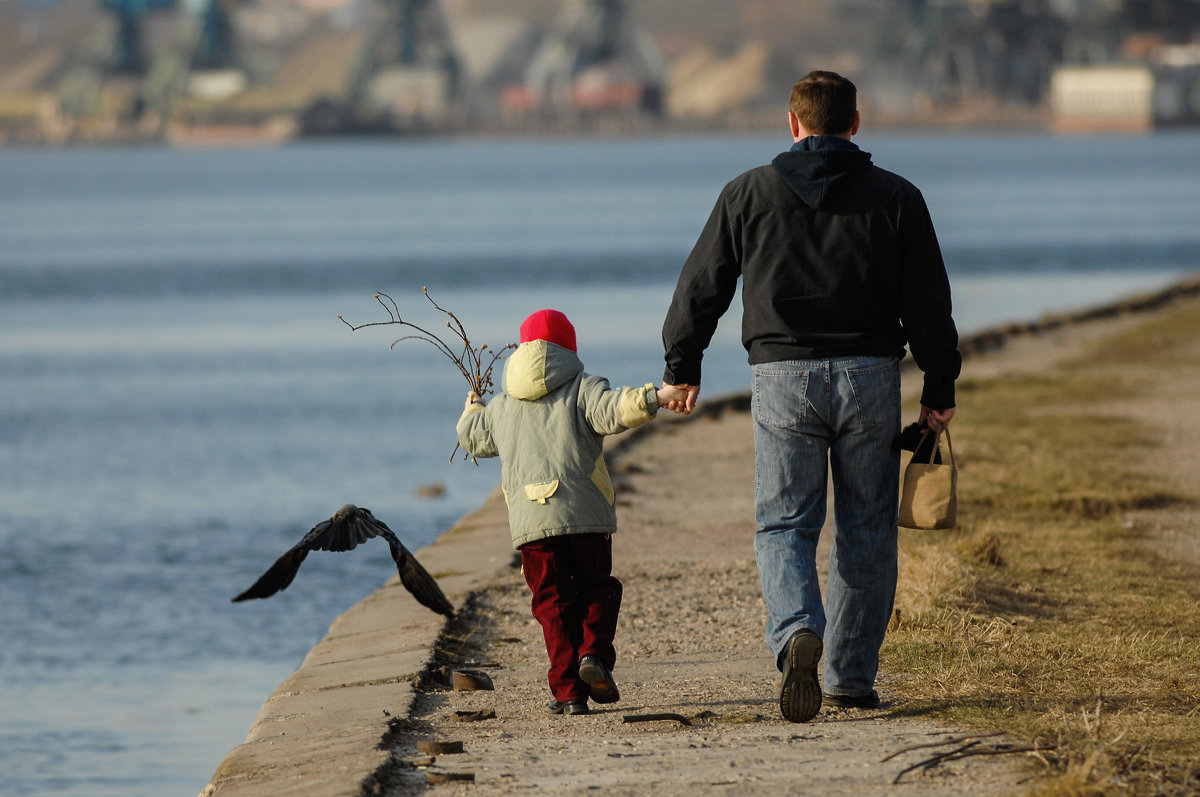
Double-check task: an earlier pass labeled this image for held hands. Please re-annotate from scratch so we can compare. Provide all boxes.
[657,383,688,410]
[659,383,700,415]
[465,391,486,409]
[919,405,955,431]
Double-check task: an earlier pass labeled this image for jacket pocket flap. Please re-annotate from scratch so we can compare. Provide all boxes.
[524,480,560,504]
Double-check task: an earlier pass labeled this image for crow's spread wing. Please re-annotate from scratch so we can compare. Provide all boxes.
[380,529,455,617]
[231,546,310,602]
[232,504,455,617]
[232,504,387,602]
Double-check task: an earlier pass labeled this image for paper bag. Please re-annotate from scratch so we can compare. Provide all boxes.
[898,427,957,530]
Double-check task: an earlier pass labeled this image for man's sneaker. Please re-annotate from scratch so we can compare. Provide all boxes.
[578,655,620,704]
[546,699,590,715]
[780,629,823,723]
[822,690,881,710]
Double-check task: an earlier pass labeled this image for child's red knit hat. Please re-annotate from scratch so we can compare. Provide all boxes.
[519,309,577,353]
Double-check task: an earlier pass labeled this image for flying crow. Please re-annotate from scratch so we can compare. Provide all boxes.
[233,504,454,616]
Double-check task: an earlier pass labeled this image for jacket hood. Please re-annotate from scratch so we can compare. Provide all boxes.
[771,136,873,211]
[503,339,584,400]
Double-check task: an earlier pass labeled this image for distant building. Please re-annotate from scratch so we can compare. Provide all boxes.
[1051,59,1200,131]
[505,0,666,119]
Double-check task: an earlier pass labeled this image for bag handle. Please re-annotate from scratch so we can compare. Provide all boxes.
[916,426,955,468]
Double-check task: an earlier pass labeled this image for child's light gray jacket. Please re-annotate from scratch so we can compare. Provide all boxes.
[456,339,659,549]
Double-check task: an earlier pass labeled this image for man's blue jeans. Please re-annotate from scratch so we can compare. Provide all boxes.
[751,356,901,698]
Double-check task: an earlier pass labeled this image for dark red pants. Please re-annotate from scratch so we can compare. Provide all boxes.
[520,533,622,703]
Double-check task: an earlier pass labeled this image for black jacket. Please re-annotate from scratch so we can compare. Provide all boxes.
[662,136,961,409]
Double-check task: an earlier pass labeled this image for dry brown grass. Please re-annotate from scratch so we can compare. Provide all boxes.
[885,304,1200,796]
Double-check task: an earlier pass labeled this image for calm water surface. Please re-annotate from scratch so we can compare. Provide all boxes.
[1,132,1198,796]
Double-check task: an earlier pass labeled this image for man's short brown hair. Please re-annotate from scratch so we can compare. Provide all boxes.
[789,71,857,136]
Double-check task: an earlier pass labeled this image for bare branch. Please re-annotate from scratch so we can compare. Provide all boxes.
[378,292,401,321]
[389,334,474,382]
[621,713,693,726]
[887,732,1048,785]
[425,287,470,345]
[341,289,517,463]
[882,731,1007,762]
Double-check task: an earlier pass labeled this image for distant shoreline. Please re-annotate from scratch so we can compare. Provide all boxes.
[0,104,1057,149]
[955,271,1200,359]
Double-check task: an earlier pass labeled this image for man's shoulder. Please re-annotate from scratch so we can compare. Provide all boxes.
[859,162,924,199]
[718,162,788,202]
[727,162,780,187]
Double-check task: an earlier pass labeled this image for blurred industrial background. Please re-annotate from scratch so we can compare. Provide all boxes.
[1,0,1199,143]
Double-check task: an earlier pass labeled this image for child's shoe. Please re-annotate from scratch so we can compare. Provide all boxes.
[546,699,590,715]
[578,655,620,704]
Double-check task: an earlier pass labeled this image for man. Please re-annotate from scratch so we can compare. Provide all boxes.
[660,71,960,723]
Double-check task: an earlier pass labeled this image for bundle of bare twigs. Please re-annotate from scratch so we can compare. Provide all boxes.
[340,288,515,461]
[883,731,1046,784]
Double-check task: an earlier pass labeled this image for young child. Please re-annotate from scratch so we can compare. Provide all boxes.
[456,309,684,716]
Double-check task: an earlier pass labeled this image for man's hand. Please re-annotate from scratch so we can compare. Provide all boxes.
[466,391,486,409]
[919,405,955,431]
[656,383,689,409]
[662,383,700,415]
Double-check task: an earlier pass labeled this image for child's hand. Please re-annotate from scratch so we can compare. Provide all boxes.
[466,391,486,409]
[657,383,693,414]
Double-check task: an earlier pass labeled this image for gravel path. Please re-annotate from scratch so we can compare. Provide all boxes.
[375,403,1031,796]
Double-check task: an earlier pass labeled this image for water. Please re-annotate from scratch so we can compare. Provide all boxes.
[2,132,1198,796]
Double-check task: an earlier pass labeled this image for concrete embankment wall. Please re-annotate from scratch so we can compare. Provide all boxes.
[200,491,515,797]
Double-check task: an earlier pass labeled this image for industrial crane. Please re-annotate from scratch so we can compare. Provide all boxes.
[101,0,176,75]
[58,0,245,133]
[523,0,665,114]
[346,0,462,120]
[99,0,239,76]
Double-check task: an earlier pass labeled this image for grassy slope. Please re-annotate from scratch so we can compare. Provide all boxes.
[886,303,1200,796]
